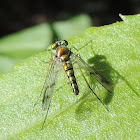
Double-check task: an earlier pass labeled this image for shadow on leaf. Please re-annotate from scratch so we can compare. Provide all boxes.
[75,54,116,121]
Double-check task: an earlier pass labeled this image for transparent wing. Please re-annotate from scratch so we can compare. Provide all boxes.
[42,58,60,111]
[71,53,113,93]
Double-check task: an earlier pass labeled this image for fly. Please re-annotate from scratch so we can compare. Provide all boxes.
[39,40,112,128]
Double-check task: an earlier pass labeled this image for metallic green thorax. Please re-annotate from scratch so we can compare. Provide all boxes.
[57,46,70,61]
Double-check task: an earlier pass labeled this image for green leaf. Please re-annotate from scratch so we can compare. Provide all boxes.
[0,23,53,75]
[0,14,92,74]
[0,14,139,140]
[0,23,53,59]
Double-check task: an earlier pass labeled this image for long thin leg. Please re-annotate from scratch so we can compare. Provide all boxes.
[41,99,52,129]
[34,58,53,107]
[34,51,56,107]
[75,62,109,112]
[78,40,92,50]
[70,40,92,52]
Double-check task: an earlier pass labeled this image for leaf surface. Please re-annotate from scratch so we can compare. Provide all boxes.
[0,14,139,140]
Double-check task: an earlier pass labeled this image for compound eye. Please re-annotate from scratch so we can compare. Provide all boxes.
[52,43,57,49]
[64,40,68,45]
[61,40,68,46]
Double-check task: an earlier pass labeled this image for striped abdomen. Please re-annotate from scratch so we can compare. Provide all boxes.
[63,61,79,95]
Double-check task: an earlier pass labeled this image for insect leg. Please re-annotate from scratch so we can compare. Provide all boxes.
[34,58,53,107]
[70,40,92,52]
[41,99,52,129]
[75,62,109,112]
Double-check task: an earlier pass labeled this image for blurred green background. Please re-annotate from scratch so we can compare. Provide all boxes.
[0,0,139,74]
